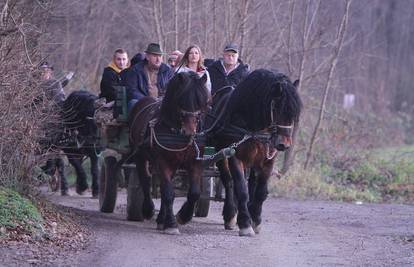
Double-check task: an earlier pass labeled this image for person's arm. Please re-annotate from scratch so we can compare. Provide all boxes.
[100,69,119,102]
[124,67,144,101]
[49,80,65,103]
[61,71,74,88]
[167,66,174,81]
[205,70,212,93]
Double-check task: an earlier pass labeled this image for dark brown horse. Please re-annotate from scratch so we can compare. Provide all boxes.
[53,91,100,197]
[128,72,209,234]
[205,69,302,236]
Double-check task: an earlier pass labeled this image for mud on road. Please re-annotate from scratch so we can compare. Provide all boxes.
[33,188,412,267]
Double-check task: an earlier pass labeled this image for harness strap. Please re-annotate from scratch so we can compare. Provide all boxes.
[149,123,195,152]
[129,101,161,143]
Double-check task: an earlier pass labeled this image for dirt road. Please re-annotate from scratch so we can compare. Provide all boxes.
[44,189,414,267]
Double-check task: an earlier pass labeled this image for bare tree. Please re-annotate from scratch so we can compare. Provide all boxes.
[304,0,352,169]
[0,0,56,188]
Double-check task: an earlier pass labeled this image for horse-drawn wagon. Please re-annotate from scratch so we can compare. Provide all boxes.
[96,85,232,221]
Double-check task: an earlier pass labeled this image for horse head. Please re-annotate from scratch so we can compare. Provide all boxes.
[62,91,99,145]
[225,69,302,151]
[160,72,208,136]
[269,76,302,151]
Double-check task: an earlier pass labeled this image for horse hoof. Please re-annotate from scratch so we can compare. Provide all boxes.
[76,187,87,195]
[239,226,255,237]
[92,191,99,198]
[164,228,180,235]
[143,201,155,220]
[157,224,164,230]
[143,209,155,220]
[176,215,184,225]
[252,222,262,234]
[224,215,237,230]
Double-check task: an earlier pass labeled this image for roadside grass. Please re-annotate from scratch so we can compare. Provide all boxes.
[0,187,43,238]
[270,145,414,203]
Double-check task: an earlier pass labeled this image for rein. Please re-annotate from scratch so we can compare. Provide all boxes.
[149,119,195,152]
[129,100,161,142]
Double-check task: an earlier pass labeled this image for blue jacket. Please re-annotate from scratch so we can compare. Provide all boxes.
[124,60,174,102]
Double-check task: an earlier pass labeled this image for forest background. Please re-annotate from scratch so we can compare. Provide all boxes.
[1,0,413,202]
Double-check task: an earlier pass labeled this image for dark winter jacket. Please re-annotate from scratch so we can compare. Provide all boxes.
[41,79,65,105]
[208,59,250,94]
[124,60,174,102]
[99,66,122,103]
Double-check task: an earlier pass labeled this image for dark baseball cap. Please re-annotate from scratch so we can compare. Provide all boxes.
[223,43,239,53]
[39,61,53,70]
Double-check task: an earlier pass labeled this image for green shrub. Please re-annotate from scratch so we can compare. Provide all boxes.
[0,187,43,236]
[270,146,414,203]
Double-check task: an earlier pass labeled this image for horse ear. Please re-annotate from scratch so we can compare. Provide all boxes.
[199,73,207,85]
[293,79,300,88]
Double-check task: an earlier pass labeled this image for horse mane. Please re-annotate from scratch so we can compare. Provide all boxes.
[225,69,302,131]
[62,90,97,134]
[160,72,208,127]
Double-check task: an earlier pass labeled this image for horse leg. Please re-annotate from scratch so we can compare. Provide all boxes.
[158,162,179,235]
[248,161,273,234]
[216,159,237,230]
[176,161,202,225]
[156,201,165,230]
[247,168,257,222]
[228,157,254,236]
[136,158,155,220]
[56,157,68,195]
[89,152,99,198]
[248,169,257,202]
[67,154,89,195]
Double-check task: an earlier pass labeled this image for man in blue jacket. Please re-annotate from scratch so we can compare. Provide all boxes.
[124,43,174,112]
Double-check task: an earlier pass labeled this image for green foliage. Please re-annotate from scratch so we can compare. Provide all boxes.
[270,166,380,202]
[271,146,414,203]
[0,187,43,235]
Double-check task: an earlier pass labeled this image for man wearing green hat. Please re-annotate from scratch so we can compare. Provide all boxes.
[124,43,174,112]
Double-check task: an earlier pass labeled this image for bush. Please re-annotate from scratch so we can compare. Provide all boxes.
[271,146,414,203]
[0,187,43,237]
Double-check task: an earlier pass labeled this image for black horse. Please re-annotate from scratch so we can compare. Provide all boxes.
[129,72,209,234]
[206,69,302,236]
[59,91,100,197]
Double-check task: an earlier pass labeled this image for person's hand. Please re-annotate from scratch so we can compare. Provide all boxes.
[66,71,74,80]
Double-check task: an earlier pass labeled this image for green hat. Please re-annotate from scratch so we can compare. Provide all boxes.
[145,43,164,55]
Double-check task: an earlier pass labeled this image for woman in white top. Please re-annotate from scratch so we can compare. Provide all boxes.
[175,45,212,95]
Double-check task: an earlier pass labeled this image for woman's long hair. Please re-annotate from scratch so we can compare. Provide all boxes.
[176,45,205,72]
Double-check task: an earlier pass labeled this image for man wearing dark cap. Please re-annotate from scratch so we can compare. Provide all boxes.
[39,62,67,105]
[207,43,250,95]
[39,61,70,196]
[124,43,174,112]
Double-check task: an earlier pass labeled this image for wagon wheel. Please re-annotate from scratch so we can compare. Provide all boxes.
[194,173,213,217]
[99,156,119,213]
[127,168,144,221]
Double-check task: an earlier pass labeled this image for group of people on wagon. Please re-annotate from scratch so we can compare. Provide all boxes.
[99,42,250,114]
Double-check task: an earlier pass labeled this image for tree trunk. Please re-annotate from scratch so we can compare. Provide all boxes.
[213,0,217,56]
[184,0,192,46]
[304,0,352,169]
[174,0,178,49]
[239,0,250,58]
[153,0,163,46]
